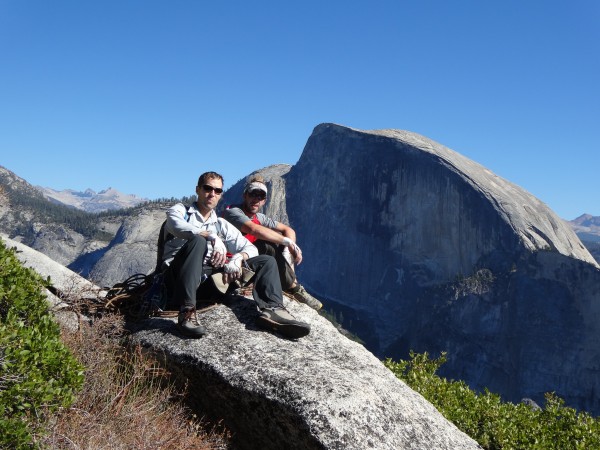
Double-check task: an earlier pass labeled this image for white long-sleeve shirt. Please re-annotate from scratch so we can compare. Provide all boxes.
[163,203,258,266]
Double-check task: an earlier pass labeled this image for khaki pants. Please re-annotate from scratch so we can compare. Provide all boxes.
[253,240,296,291]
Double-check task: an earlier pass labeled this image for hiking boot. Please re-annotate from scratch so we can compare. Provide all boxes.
[256,307,311,339]
[286,284,323,311]
[177,307,207,338]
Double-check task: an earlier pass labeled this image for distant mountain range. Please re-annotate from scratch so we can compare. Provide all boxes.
[569,214,600,263]
[569,214,600,242]
[37,186,148,213]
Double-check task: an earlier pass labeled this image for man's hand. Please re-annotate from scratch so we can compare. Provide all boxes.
[282,237,303,265]
[223,253,243,284]
[208,233,227,267]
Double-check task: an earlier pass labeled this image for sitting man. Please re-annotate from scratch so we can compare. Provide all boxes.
[222,175,322,311]
[161,171,310,339]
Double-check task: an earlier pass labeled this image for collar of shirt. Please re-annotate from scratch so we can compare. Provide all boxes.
[188,205,218,225]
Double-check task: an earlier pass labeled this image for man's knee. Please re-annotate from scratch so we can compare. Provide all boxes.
[188,234,209,247]
[254,240,278,257]
[183,234,208,256]
[247,254,276,271]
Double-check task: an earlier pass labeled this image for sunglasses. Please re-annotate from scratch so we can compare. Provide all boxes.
[247,190,266,200]
[201,184,223,195]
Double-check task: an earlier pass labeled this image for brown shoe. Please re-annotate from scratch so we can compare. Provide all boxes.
[177,307,207,338]
[286,285,322,311]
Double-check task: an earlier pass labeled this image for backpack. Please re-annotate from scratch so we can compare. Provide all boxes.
[154,206,191,274]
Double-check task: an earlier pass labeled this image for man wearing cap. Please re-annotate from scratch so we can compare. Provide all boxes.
[162,171,311,339]
[222,175,323,311]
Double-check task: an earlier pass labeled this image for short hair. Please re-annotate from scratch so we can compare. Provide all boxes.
[248,175,265,184]
[197,171,224,187]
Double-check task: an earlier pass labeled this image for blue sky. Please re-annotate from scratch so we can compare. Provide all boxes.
[1,1,598,220]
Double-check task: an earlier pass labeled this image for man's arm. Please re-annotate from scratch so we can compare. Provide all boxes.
[244,220,302,265]
[219,218,258,282]
[166,203,216,240]
[242,220,297,246]
[218,218,258,260]
[166,204,198,239]
[166,204,227,266]
[222,207,302,263]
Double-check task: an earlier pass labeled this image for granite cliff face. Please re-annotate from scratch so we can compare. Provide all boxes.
[281,124,600,414]
[83,207,167,286]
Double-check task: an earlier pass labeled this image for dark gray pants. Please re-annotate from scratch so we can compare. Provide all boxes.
[253,240,296,291]
[166,235,283,310]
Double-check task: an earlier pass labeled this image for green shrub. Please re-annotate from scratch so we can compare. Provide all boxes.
[385,351,600,449]
[0,239,84,449]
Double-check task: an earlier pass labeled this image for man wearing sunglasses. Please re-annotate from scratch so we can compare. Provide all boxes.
[161,171,310,339]
[222,176,322,311]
